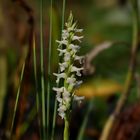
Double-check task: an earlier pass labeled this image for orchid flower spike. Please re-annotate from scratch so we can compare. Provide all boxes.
[53,12,84,119]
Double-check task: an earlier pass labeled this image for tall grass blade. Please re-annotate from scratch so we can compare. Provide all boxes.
[32,33,42,139]
[10,62,25,139]
[40,0,46,139]
[47,0,53,138]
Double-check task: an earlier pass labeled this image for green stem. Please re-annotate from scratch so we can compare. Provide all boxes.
[40,0,46,139]
[64,116,70,140]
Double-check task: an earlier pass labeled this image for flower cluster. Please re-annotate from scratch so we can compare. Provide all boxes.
[53,12,84,119]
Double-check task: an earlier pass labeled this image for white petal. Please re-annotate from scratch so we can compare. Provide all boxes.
[59,62,68,72]
[58,88,70,103]
[71,66,83,76]
[63,88,70,98]
[62,30,69,39]
[56,40,68,46]
[53,73,66,83]
[53,87,64,93]
[75,56,84,64]
[64,52,71,62]
[57,97,62,103]
[57,49,67,56]
[67,77,76,86]
[74,29,83,32]
[58,111,65,119]
[72,36,83,42]
[58,104,67,112]
[69,44,80,53]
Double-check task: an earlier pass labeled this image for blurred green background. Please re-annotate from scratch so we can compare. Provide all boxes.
[0,0,140,140]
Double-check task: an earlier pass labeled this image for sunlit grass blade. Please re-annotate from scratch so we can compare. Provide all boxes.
[10,62,25,139]
[51,0,66,139]
[40,0,46,139]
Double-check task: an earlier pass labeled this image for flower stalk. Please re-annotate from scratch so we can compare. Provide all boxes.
[53,12,84,140]
[64,115,70,140]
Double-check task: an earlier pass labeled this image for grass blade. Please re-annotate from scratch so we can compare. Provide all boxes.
[40,0,46,139]
[47,0,53,138]
[10,62,25,139]
[32,33,42,139]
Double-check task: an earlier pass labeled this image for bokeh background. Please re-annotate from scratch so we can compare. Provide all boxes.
[0,0,140,140]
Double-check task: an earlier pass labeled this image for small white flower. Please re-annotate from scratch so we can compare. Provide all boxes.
[53,87,64,94]
[64,52,71,62]
[63,88,70,97]
[53,87,64,103]
[64,97,71,104]
[58,105,67,119]
[71,66,83,76]
[58,111,65,119]
[66,77,76,87]
[75,55,84,64]
[56,94,63,103]
[72,36,83,42]
[53,73,66,83]
[63,88,71,103]
[69,44,80,53]
[59,62,68,72]
[62,30,69,39]
[57,48,67,56]
[74,29,83,32]
[56,40,68,46]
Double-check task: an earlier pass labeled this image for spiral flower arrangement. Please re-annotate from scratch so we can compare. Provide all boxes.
[53,12,84,120]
